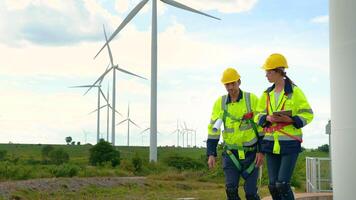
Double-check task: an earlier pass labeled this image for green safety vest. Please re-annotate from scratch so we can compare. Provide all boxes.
[254,85,314,154]
[208,91,262,159]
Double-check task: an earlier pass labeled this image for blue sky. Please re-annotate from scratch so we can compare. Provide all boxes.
[0,0,329,148]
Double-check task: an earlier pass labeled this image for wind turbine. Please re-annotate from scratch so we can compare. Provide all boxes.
[171,120,181,147]
[90,82,123,142]
[88,25,147,146]
[181,121,194,148]
[116,103,140,146]
[70,67,109,143]
[82,129,90,144]
[140,127,163,146]
[95,0,220,161]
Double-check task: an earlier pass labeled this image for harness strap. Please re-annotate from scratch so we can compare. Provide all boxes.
[265,92,302,154]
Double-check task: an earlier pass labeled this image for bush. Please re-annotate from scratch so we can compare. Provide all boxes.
[41,145,54,161]
[49,148,69,165]
[89,139,120,167]
[50,163,80,177]
[164,154,205,170]
[0,150,7,161]
[317,144,329,153]
[132,153,143,174]
[0,161,33,180]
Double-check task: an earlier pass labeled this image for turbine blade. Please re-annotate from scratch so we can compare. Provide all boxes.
[108,104,123,116]
[103,24,114,66]
[116,119,128,126]
[116,66,147,80]
[129,119,140,128]
[99,88,108,103]
[83,66,113,95]
[140,128,150,134]
[69,85,97,88]
[161,0,221,20]
[88,105,106,115]
[99,64,111,85]
[94,0,149,59]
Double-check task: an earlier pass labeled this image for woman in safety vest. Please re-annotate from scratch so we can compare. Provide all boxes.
[207,67,264,200]
[254,53,313,200]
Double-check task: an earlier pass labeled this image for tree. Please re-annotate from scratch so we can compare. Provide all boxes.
[77,141,81,145]
[49,148,70,165]
[41,145,54,161]
[0,150,7,161]
[65,136,72,145]
[317,144,329,153]
[89,139,120,167]
[71,141,75,145]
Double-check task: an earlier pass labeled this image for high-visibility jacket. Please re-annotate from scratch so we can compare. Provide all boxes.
[207,91,262,156]
[254,80,313,154]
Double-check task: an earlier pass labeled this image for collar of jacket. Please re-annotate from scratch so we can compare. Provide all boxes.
[265,79,294,95]
[226,89,243,104]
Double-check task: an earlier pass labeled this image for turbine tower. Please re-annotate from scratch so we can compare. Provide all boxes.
[95,0,220,161]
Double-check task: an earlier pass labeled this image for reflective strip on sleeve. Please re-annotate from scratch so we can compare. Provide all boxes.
[297,109,313,114]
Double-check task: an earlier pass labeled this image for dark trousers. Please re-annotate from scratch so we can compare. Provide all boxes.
[266,153,298,200]
[222,151,259,198]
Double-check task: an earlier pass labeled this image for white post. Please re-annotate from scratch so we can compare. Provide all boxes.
[150,0,158,162]
[330,0,356,199]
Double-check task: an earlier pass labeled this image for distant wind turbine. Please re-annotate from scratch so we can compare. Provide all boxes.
[89,24,147,146]
[95,0,220,161]
[116,103,140,146]
[70,67,109,143]
[171,120,181,147]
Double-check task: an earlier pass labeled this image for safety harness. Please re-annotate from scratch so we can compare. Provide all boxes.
[222,92,259,179]
[264,93,303,154]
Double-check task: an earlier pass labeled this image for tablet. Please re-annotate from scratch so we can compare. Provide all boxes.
[273,110,292,117]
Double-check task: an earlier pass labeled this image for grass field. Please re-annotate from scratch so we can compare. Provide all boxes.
[0,143,329,199]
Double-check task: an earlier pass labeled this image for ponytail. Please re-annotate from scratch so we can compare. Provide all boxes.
[285,74,295,86]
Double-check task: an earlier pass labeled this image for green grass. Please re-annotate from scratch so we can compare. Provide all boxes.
[0,143,330,199]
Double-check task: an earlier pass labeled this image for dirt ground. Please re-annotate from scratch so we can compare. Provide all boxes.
[0,177,146,199]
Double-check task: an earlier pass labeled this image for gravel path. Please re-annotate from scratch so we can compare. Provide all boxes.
[0,177,146,199]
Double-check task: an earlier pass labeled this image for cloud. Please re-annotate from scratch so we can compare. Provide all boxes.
[310,15,329,24]
[0,0,259,47]
[115,0,130,13]
[0,0,120,46]
[177,0,258,13]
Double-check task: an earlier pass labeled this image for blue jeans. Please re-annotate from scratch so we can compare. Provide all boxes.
[222,151,259,198]
[266,153,298,200]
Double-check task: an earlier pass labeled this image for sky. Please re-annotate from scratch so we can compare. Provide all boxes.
[0,0,329,148]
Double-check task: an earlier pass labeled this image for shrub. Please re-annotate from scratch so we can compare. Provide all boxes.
[132,153,143,174]
[89,139,120,167]
[164,154,204,170]
[0,150,7,161]
[50,163,80,177]
[0,161,33,180]
[41,145,54,161]
[49,148,69,165]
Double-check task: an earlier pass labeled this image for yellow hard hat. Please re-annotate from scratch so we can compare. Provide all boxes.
[262,53,289,70]
[221,68,241,84]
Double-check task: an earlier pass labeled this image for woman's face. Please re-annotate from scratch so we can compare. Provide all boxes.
[265,69,283,83]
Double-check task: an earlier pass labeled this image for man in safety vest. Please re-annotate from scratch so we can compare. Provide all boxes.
[207,67,265,200]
